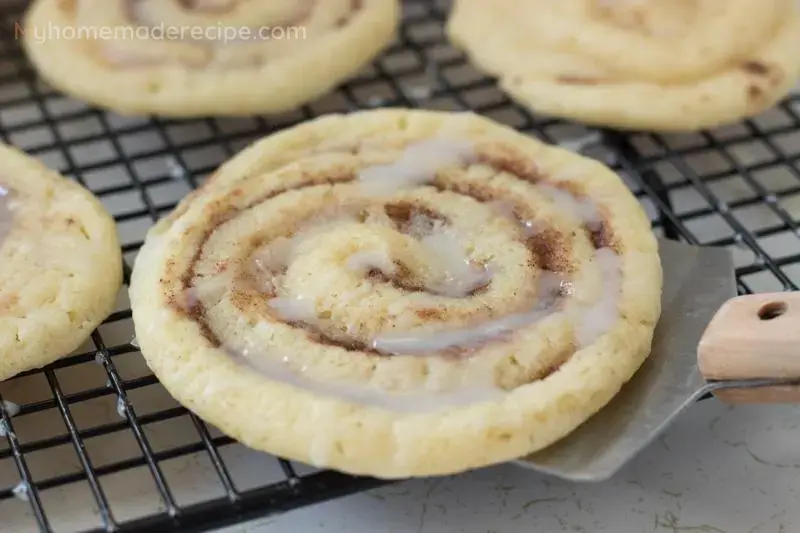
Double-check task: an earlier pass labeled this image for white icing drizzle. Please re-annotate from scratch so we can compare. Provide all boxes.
[253,139,481,323]
[371,243,620,355]
[419,227,491,297]
[372,271,566,355]
[182,273,230,310]
[486,200,537,236]
[356,144,621,354]
[267,296,317,323]
[363,206,394,227]
[254,212,379,316]
[251,205,374,294]
[341,218,492,298]
[357,139,476,195]
[345,249,396,276]
[214,136,624,402]
[253,237,296,272]
[539,184,604,231]
[574,248,622,346]
[405,210,443,239]
[228,337,503,412]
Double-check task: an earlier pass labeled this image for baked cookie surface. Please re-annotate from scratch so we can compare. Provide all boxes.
[447,0,800,132]
[21,0,399,117]
[0,142,122,381]
[129,108,662,478]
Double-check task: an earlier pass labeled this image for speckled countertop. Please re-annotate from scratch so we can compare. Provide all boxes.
[212,399,798,533]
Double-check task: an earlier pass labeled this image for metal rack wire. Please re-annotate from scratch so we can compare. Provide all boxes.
[1,0,799,531]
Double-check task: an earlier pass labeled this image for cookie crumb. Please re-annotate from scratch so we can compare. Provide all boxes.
[166,156,187,180]
[12,481,29,502]
[116,396,127,418]
[2,400,20,418]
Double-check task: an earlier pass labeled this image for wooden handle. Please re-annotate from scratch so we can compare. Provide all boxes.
[697,292,800,403]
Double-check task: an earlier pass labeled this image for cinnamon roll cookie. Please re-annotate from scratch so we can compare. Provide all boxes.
[129,108,662,478]
[0,143,122,381]
[21,0,399,117]
[447,0,800,132]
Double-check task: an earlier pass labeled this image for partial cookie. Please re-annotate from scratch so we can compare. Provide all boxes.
[129,108,662,479]
[0,142,122,381]
[21,0,399,117]
[447,0,800,132]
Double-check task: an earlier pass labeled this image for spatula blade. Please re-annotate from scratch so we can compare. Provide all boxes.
[512,239,736,481]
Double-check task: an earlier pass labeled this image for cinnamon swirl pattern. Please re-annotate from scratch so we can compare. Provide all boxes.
[22,0,399,117]
[0,142,122,381]
[129,109,662,478]
[447,0,800,132]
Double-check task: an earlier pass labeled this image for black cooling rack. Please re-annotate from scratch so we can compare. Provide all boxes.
[2,0,800,531]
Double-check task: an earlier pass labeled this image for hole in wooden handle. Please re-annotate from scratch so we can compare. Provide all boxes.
[758,301,786,320]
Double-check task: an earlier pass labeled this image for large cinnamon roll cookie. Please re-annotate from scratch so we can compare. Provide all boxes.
[21,0,399,117]
[129,109,662,478]
[0,143,122,381]
[447,0,800,132]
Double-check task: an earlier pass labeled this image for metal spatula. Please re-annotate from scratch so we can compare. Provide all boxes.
[513,238,800,482]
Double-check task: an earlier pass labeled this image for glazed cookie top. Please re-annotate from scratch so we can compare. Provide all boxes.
[0,143,122,381]
[130,109,662,478]
[451,0,791,84]
[446,0,800,131]
[22,0,400,116]
[73,0,380,70]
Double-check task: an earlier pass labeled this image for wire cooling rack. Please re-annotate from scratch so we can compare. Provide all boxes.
[2,0,800,532]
